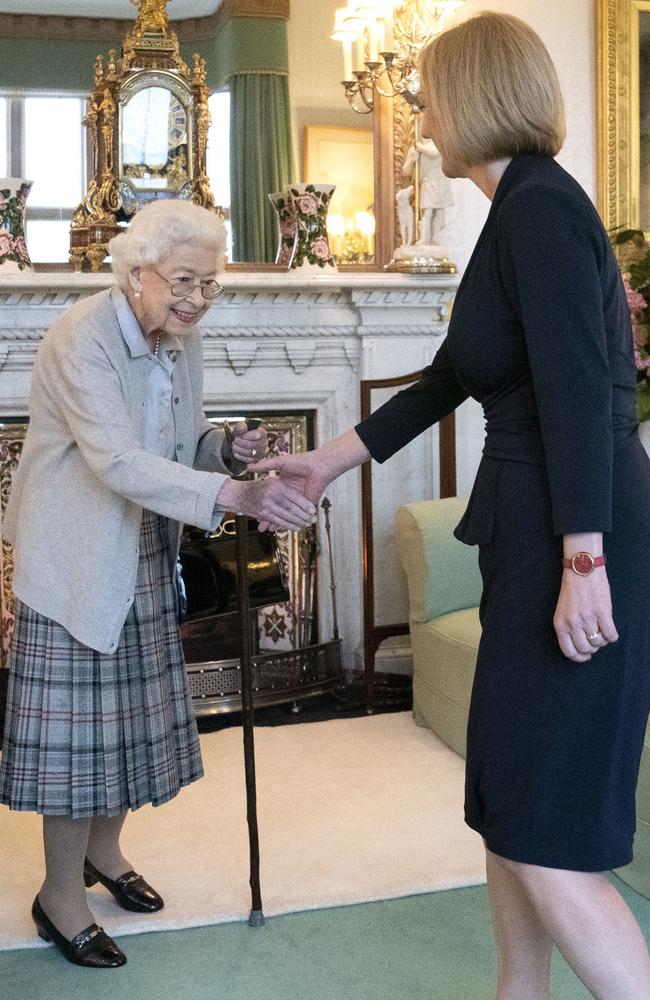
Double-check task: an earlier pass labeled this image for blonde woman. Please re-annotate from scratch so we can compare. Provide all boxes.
[252,14,650,999]
[0,200,316,967]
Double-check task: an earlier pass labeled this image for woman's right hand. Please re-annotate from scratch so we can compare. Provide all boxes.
[215,476,317,532]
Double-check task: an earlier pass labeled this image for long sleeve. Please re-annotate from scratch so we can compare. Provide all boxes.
[44,335,227,531]
[497,185,613,535]
[355,339,469,463]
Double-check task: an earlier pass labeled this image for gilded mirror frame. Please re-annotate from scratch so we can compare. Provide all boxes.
[598,0,650,233]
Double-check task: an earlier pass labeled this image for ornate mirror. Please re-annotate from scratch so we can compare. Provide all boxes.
[599,0,650,233]
[70,0,218,271]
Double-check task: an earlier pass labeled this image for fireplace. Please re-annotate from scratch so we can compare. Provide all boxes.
[0,411,344,717]
[0,269,468,695]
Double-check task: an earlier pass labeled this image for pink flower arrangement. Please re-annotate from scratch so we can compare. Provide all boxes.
[310,235,331,261]
[623,273,650,372]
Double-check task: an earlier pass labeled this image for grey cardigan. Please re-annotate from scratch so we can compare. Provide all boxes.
[3,286,237,654]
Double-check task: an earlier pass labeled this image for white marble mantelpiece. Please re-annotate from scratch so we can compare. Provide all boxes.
[0,269,474,669]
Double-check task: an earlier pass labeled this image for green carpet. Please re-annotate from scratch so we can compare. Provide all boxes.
[1,878,648,1000]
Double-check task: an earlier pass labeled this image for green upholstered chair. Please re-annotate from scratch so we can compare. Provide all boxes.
[395,497,482,757]
[396,497,650,898]
[616,722,650,896]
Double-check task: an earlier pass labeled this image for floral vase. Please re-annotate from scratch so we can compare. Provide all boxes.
[287,183,337,274]
[268,190,297,267]
[0,178,33,271]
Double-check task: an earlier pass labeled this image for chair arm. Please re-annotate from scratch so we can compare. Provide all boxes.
[395,498,483,623]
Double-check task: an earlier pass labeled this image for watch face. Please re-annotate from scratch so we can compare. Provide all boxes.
[572,552,594,575]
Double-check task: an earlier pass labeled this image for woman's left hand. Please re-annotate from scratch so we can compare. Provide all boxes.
[553,568,619,663]
[230,422,268,465]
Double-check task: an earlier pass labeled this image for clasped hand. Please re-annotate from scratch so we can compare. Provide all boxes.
[228,422,267,465]
[216,440,325,534]
[554,566,619,664]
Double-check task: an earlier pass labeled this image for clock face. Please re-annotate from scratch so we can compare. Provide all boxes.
[572,552,594,576]
[168,101,187,144]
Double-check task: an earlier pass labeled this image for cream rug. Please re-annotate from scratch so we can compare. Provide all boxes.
[0,712,486,950]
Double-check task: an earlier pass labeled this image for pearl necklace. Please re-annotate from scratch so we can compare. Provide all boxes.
[153,334,161,358]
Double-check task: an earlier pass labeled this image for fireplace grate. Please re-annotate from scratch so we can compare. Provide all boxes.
[186,640,343,715]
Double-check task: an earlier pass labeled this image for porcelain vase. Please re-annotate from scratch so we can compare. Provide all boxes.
[0,178,33,271]
[287,183,337,274]
[268,189,297,267]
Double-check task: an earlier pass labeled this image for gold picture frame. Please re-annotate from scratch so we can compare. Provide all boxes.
[598,0,650,233]
[303,124,375,262]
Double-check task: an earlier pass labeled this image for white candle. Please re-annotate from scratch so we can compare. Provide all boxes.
[353,29,366,70]
[367,21,379,62]
[342,38,353,79]
[383,14,394,51]
[376,19,386,53]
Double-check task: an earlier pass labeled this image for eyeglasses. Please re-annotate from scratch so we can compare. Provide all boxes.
[153,270,224,301]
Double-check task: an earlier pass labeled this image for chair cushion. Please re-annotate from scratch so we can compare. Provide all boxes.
[395,499,483,622]
[410,607,481,758]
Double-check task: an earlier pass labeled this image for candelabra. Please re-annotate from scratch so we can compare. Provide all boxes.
[331,1,464,116]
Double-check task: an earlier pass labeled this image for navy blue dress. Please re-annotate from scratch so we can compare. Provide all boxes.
[356,154,650,871]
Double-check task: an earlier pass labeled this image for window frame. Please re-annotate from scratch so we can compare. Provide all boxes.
[0,90,92,267]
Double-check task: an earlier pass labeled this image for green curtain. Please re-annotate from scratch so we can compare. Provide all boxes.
[230,72,295,263]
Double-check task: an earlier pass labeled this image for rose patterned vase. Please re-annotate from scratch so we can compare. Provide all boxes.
[287,183,337,274]
[268,189,297,267]
[0,178,33,271]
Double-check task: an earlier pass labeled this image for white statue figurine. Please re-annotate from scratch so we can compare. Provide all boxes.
[402,138,454,246]
[396,185,414,247]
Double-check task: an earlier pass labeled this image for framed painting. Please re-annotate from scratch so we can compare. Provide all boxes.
[599,0,650,233]
[303,124,375,261]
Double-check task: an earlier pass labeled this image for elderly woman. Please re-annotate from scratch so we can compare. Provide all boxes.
[252,14,650,999]
[0,200,316,968]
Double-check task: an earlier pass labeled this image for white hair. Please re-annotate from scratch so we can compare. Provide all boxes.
[108,199,227,289]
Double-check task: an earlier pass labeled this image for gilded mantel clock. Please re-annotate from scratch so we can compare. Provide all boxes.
[69,0,220,271]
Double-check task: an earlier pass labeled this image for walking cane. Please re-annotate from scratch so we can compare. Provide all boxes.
[232,418,265,928]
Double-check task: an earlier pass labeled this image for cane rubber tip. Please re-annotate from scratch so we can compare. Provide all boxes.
[249,910,265,928]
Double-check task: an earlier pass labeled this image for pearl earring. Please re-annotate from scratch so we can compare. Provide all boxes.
[134,290,142,299]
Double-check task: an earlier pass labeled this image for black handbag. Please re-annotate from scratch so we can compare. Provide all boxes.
[176,517,290,624]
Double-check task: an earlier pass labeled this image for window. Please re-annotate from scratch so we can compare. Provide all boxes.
[1,93,88,264]
[206,90,231,260]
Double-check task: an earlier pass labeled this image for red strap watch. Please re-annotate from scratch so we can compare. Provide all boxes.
[561,552,607,576]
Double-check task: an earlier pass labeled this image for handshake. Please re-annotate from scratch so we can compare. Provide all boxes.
[216,422,364,534]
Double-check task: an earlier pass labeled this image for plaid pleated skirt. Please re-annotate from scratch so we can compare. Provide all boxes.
[0,510,203,818]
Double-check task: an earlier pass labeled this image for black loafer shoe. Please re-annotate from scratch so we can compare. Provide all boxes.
[32,895,126,968]
[84,858,164,913]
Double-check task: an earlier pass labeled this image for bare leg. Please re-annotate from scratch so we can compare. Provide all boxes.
[39,815,94,940]
[490,850,650,1000]
[485,849,552,1000]
[87,813,131,879]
